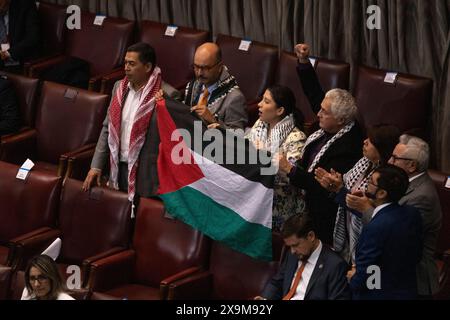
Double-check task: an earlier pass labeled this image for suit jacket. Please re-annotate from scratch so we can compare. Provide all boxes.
[183,67,248,130]
[289,63,363,245]
[261,245,350,300]
[399,173,442,296]
[0,76,20,135]
[6,0,40,62]
[350,203,423,300]
[289,62,363,244]
[90,80,177,198]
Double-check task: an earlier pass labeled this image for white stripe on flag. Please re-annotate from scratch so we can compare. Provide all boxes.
[189,151,273,229]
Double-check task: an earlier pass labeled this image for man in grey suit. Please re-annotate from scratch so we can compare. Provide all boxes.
[82,43,177,201]
[183,43,248,130]
[255,214,350,300]
[389,135,442,298]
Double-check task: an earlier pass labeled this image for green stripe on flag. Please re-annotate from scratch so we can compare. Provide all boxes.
[160,186,273,261]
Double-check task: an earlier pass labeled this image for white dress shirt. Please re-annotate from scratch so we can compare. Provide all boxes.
[371,202,393,219]
[120,83,144,162]
[409,172,426,183]
[291,241,323,300]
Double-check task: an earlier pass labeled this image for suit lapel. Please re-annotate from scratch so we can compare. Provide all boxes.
[304,248,326,299]
[404,174,425,196]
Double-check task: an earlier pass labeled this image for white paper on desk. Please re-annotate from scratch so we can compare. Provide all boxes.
[445,177,450,189]
[93,15,106,26]
[41,238,62,261]
[165,25,178,37]
[16,159,35,180]
[1,43,10,52]
[239,40,252,52]
[384,72,398,84]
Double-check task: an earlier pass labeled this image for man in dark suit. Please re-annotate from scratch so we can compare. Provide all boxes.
[256,214,350,300]
[0,74,20,135]
[0,0,40,70]
[350,165,423,300]
[348,135,441,298]
[277,44,363,245]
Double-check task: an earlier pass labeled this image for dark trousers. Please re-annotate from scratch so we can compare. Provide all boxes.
[118,162,129,192]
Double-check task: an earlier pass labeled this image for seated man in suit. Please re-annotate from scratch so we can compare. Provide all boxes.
[255,214,350,300]
[183,42,248,130]
[277,43,363,245]
[350,164,423,300]
[0,74,20,135]
[0,0,40,72]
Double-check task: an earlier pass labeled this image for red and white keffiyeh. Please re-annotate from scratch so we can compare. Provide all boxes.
[108,67,162,201]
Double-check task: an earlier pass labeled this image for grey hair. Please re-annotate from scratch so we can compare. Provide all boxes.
[399,134,429,172]
[324,89,357,125]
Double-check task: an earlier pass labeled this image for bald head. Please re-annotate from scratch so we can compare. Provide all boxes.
[193,43,223,86]
[195,43,222,63]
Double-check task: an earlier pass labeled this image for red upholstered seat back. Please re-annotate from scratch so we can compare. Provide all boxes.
[58,179,131,264]
[132,198,210,287]
[65,12,134,76]
[140,21,209,89]
[0,161,61,241]
[35,82,109,164]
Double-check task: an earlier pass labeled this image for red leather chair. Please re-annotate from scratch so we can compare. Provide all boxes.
[0,267,12,300]
[428,169,450,299]
[0,72,39,133]
[9,179,131,286]
[168,241,279,300]
[100,21,209,95]
[141,21,209,90]
[216,34,278,126]
[28,10,134,91]
[0,81,109,179]
[7,270,24,300]
[88,198,210,300]
[315,58,350,93]
[353,65,432,138]
[23,2,67,75]
[0,161,62,268]
[275,51,350,135]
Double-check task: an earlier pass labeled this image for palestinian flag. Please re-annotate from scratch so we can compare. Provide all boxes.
[156,99,275,261]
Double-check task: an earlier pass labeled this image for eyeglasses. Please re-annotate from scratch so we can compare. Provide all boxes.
[390,154,414,162]
[29,275,49,283]
[192,60,222,72]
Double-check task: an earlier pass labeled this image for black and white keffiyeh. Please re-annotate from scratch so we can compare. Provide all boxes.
[333,156,376,263]
[301,121,355,172]
[247,114,295,153]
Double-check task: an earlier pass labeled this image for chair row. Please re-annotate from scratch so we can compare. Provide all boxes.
[1,159,449,299]
[0,73,109,180]
[25,2,432,135]
[0,161,283,300]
